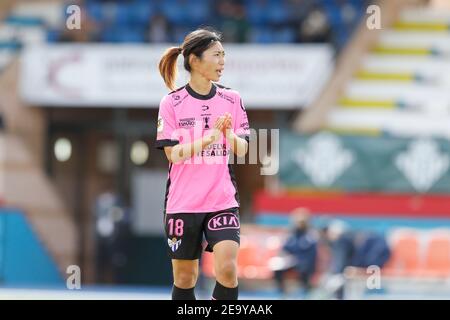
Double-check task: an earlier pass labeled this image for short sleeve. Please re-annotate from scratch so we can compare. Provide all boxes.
[155,95,179,150]
[234,94,250,143]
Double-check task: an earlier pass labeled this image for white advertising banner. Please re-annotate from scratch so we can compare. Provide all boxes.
[20,44,333,109]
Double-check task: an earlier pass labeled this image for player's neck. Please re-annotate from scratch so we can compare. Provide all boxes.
[188,77,212,96]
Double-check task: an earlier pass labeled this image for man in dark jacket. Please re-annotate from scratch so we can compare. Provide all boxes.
[322,220,391,274]
[272,207,318,295]
[320,220,391,299]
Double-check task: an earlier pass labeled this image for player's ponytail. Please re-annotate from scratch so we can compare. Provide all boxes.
[158,46,182,91]
[158,28,222,91]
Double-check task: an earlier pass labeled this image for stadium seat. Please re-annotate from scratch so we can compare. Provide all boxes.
[249,27,274,43]
[115,4,132,26]
[131,2,154,26]
[101,27,146,43]
[383,230,421,276]
[274,27,296,43]
[185,1,210,25]
[201,230,284,280]
[160,0,187,25]
[4,15,44,27]
[383,229,450,279]
[85,2,103,22]
[201,239,271,279]
[246,1,270,26]
[423,231,450,277]
[266,3,289,25]
[173,26,194,44]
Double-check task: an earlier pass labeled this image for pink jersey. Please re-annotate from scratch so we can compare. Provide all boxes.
[156,83,250,214]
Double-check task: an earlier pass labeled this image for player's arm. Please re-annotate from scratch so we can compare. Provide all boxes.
[164,117,226,163]
[225,131,248,157]
[163,133,216,164]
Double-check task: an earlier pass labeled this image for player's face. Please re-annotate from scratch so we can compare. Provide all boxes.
[197,41,225,82]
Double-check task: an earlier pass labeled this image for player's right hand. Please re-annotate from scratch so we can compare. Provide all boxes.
[210,116,225,142]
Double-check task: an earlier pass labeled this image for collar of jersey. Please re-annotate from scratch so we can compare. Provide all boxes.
[185,83,217,100]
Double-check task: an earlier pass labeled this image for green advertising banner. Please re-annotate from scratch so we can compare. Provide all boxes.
[279,132,450,193]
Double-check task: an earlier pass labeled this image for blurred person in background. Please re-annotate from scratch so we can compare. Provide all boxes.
[156,28,250,300]
[296,3,332,43]
[271,207,318,296]
[319,220,391,299]
[148,14,171,43]
[214,0,250,43]
[94,192,130,284]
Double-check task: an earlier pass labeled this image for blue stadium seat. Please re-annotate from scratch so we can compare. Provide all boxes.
[173,26,193,43]
[101,27,146,43]
[49,0,366,47]
[266,3,289,25]
[0,41,22,50]
[131,2,154,26]
[250,27,274,43]
[324,5,344,27]
[335,28,350,48]
[46,29,61,42]
[185,1,210,25]
[160,0,187,25]
[4,15,45,27]
[86,2,103,22]
[115,3,132,26]
[246,1,270,26]
[274,27,296,43]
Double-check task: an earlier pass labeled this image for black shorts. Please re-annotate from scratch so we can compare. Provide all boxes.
[164,207,240,260]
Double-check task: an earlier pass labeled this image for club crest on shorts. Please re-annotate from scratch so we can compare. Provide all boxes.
[168,237,182,252]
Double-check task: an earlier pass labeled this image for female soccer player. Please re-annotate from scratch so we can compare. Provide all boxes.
[156,28,250,300]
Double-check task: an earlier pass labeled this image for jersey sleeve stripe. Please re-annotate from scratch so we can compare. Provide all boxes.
[155,139,180,150]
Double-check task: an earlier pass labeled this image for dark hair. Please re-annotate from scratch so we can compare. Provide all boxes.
[158,28,222,91]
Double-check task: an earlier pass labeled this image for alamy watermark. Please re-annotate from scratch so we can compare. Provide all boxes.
[366,5,382,30]
[66,5,81,30]
[164,127,279,175]
[366,265,381,290]
[66,265,81,290]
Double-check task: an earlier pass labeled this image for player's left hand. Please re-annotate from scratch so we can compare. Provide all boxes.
[222,112,233,137]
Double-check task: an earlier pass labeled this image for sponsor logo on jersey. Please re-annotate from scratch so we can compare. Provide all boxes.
[179,117,196,128]
[201,105,209,111]
[203,116,210,129]
[240,122,249,130]
[173,94,188,107]
[198,143,230,157]
[217,91,235,104]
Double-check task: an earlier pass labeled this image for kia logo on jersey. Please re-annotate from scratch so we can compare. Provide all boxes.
[208,213,240,231]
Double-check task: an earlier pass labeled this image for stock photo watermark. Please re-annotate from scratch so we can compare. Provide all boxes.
[366,5,382,30]
[66,5,81,30]
[164,128,279,175]
[66,265,81,290]
[366,265,381,290]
